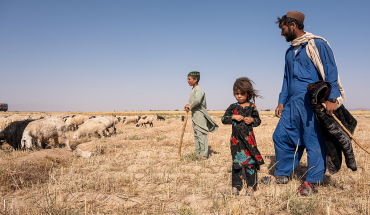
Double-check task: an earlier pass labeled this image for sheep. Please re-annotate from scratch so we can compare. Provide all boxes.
[136,117,154,127]
[72,116,119,139]
[0,119,34,149]
[123,116,141,124]
[157,115,165,121]
[0,115,30,131]
[64,115,92,131]
[28,115,44,120]
[89,116,119,135]
[21,118,71,150]
[72,120,110,139]
[64,117,74,131]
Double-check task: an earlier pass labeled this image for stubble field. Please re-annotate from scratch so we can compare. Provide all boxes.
[0,111,369,214]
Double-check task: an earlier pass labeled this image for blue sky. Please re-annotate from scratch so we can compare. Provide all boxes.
[1,0,369,111]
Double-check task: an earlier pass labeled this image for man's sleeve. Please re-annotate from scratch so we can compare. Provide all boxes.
[278,52,289,105]
[315,39,340,99]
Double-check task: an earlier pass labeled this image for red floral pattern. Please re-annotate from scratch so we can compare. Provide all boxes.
[252,104,257,110]
[255,155,262,161]
[245,149,251,157]
[248,135,256,147]
[241,159,249,165]
[221,102,264,171]
[231,137,238,145]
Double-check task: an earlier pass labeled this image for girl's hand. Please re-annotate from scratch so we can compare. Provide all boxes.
[232,115,244,122]
[244,117,254,125]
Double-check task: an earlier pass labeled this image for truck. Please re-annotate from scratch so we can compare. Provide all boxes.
[0,103,8,112]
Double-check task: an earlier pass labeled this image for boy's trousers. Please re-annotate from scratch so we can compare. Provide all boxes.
[194,129,208,157]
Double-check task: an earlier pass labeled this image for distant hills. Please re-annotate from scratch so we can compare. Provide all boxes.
[348,108,370,111]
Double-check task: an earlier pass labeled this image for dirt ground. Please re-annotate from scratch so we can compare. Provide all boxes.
[0,113,369,214]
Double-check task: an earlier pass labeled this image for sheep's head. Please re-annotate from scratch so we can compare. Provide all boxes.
[21,133,34,149]
[72,133,79,139]
[136,124,140,127]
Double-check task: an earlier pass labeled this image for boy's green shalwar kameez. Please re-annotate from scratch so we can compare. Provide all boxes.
[187,85,218,157]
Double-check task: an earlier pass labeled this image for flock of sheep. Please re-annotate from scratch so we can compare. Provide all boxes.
[0,114,166,151]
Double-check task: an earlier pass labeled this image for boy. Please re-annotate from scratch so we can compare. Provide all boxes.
[184,71,218,160]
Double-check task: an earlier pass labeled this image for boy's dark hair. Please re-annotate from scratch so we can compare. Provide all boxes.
[188,76,200,84]
[276,15,304,30]
[233,77,261,103]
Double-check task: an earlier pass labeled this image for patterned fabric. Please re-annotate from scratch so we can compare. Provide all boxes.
[222,103,264,169]
[188,71,200,77]
[232,165,257,189]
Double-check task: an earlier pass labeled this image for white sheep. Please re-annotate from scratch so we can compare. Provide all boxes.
[123,116,141,124]
[21,118,71,150]
[64,117,74,131]
[64,115,92,131]
[72,120,109,139]
[0,115,30,131]
[136,117,154,127]
[85,115,118,135]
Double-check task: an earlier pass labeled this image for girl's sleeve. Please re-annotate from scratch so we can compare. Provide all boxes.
[222,105,234,124]
[251,104,261,127]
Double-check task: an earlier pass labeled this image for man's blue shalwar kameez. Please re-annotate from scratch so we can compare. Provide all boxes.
[273,39,340,184]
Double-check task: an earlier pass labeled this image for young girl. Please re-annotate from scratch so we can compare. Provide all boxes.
[184,71,218,160]
[222,77,264,196]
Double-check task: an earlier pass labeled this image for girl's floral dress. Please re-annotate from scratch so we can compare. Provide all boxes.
[222,102,264,189]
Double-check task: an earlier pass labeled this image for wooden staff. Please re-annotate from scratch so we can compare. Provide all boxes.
[322,103,370,155]
[178,111,189,159]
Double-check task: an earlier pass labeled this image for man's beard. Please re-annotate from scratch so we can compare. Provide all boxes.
[285,27,297,42]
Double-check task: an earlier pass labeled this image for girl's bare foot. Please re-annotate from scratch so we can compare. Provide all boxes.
[246,187,254,196]
[232,187,239,195]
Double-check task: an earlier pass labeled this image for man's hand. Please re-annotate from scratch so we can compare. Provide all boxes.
[275,104,284,118]
[244,117,254,125]
[184,104,190,112]
[322,100,337,116]
[232,115,244,122]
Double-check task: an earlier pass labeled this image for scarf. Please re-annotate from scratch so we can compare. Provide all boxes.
[291,32,345,106]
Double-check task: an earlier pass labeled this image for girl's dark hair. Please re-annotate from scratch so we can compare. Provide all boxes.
[233,77,261,103]
[276,15,304,30]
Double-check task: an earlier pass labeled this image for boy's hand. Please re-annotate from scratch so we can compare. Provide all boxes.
[232,115,244,122]
[184,104,190,112]
[244,117,254,125]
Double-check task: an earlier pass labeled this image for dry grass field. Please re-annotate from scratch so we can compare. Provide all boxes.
[0,112,369,214]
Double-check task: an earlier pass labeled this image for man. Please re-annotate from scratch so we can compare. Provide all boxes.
[261,11,345,196]
[184,71,218,160]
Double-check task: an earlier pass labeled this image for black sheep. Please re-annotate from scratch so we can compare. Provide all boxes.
[157,115,165,121]
[0,119,34,149]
